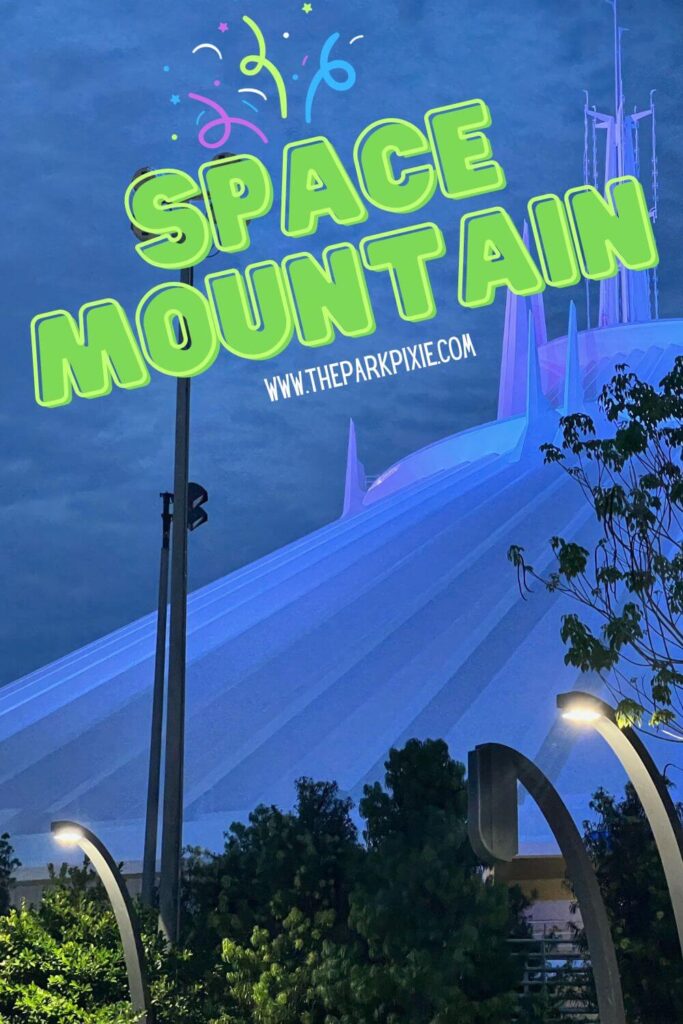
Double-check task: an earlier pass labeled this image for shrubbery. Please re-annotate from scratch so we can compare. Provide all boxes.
[0,740,537,1023]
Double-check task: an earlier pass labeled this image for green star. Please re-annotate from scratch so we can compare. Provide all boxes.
[302,2,313,12]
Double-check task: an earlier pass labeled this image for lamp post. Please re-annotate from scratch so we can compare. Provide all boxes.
[557,690,683,955]
[158,317,192,944]
[141,491,173,907]
[127,168,189,929]
[128,171,197,939]
[468,743,626,1024]
[52,820,153,1024]
[130,155,235,940]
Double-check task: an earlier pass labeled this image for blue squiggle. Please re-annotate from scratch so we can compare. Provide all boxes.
[305,33,356,125]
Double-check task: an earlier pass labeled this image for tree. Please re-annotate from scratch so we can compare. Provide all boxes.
[317,739,530,1024]
[578,782,683,1024]
[193,742,535,1024]
[509,356,683,737]
[188,777,362,1024]
[0,746,541,1022]
[0,860,204,1024]
[0,834,19,917]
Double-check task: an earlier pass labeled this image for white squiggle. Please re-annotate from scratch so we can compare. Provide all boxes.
[239,87,268,101]
[192,43,224,60]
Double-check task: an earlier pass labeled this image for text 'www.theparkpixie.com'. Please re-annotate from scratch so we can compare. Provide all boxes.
[263,334,477,402]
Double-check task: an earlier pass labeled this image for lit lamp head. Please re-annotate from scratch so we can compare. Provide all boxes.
[51,822,85,847]
[557,692,603,725]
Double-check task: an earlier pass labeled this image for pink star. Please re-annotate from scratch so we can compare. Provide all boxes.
[218,21,229,32]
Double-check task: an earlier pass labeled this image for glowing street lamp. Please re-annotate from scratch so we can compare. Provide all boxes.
[52,821,152,1024]
[557,691,683,955]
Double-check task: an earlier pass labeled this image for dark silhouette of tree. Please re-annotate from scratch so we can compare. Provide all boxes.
[0,833,18,917]
[577,783,683,1024]
[189,742,533,1023]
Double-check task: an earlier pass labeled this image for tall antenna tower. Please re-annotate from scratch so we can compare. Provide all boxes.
[582,0,659,327]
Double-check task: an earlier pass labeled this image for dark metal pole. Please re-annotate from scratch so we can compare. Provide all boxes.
[158,265,193,943]
[141,492,174,907]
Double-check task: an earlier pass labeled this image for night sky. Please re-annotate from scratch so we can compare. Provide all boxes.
[2,0,682,685]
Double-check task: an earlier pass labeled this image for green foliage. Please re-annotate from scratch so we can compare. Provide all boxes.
[320,739,529,1024]
[579,783,683,1024]
[0,834,19,918]
[185,777,362,1023]
[198,740,530,1024]
[509,356,683,736]
[0,861,203,1024]
[0,862,136,1023]
[0,742,537,1022]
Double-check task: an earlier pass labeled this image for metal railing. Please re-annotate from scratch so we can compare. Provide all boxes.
[510,936,599,1021]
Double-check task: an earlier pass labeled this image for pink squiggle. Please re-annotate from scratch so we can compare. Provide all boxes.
[301,54,309,66]
[188,91,268,148]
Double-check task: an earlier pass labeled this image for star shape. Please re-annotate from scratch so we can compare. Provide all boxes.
[218,21,229,32]
[302,2,313,11]
[170,94,181,105]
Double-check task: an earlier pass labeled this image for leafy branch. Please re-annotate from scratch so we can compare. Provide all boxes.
[509,357,683,739]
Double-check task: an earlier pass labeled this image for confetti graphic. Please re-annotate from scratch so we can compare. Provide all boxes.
[188,91,269,147]
[162,16,366,145]
[240,16,287,119]
[239,87,268,101]
[191,42,224,60]
[305,32,356,124]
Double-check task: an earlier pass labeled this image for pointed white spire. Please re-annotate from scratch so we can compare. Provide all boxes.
[531,292,548,347]
[563,300,585,414]
[525,311,550,422]
[342,419,367,517]
[523,221,548,347]
[498,287,527,420]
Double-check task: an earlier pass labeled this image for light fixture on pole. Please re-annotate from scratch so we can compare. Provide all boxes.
[557,690,683,954]
[128,168,199,941]
[468,743,626,1024]
[130,155,236,941]
[52,820,153,1024]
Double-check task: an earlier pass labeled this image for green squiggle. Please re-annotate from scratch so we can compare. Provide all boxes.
[240,16,288,119]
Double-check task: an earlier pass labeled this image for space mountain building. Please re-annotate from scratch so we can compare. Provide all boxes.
[1,9,681,872]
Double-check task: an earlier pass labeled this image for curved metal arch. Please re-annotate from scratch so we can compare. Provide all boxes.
[468,744,626,1024]
[52,820,152,1023]
[557,690,683,955]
